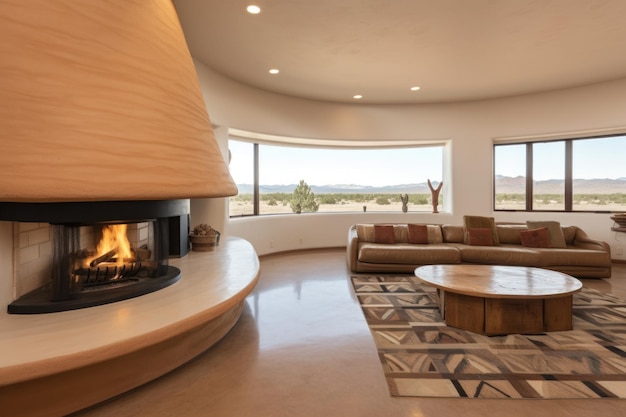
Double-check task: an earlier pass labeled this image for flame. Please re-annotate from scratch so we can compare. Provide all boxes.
[97,224,132,265]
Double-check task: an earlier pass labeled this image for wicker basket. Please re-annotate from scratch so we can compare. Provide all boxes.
[189,231,220,252]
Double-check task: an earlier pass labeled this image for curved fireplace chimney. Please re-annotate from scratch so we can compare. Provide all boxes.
[0,0,237,203]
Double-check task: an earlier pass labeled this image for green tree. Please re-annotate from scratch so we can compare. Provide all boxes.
[290,180,319,213]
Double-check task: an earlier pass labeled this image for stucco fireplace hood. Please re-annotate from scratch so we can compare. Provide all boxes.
[0,0,237,212]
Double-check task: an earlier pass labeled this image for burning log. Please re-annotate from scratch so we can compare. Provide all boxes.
[133,246,151,262]
[89,248,117,267]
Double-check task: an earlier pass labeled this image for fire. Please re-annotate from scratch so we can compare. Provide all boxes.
[96,224,132,265]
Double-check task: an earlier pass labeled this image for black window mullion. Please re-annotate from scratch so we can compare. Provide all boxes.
[564,140,573,211]
[526,143,533,211]
[253,143,259,215]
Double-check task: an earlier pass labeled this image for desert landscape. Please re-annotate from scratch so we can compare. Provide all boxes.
[229,193,625,217]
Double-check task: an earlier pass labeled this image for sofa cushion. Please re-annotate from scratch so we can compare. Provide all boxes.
[358,243,461,265]
[466,228,495,246]
[458,244,541,266]
[533,248,611,267]
[496,224,525,244]
[394,224,443,244]
[520,227,550,248]
[442,225,464,243]
[356,224,376,242]
[463,215,500,246]
[374,225,396,244]
[407,224,429,244]
[425,225,444,243]
[526,221,566,248]
[561,226,577,244]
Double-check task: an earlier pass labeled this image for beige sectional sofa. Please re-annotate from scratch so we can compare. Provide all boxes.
[347,222,612,278]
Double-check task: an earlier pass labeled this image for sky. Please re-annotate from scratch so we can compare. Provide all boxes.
[229,141,443,186]
[496,136,626,180]
[229,135,626,187]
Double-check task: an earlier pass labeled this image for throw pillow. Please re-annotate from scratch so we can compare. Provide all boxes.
[463,215,500,246]
[407,224,429,244]
[374,225,396,244]
[466,228,495,246]
[519,227,550,248]
[526,221,566,248]
[355,224,375,242]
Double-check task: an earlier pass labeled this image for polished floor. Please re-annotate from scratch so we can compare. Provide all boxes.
[76,249,626,417]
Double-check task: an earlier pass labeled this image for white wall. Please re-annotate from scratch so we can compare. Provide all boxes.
[189,125,230,234]
[194,59,626,259]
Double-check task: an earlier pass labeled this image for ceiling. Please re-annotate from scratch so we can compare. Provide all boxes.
[173,0,626,104]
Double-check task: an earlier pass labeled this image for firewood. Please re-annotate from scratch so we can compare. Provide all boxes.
[89,248,117,267]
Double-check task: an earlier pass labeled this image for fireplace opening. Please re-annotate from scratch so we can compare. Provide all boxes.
[1,200,190,314]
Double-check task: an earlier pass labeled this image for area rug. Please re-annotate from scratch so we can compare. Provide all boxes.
[351,275,626,399]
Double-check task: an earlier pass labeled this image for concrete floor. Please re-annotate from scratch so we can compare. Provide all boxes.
[75,249,626,417]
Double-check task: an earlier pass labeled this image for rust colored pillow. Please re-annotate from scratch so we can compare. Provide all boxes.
[520,227,550,248]
[467,228,494,246]
[374,225,396,244]
[407,224,429,244]
[526,221,566,248]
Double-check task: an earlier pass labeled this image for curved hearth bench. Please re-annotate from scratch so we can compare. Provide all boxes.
[0,237,259,417]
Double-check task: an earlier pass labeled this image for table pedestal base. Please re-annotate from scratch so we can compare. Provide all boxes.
[442,291,573,335]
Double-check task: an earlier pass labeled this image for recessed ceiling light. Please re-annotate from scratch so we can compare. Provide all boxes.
[410,86,421,91]
[269,68,279,74]
[246,5,261,14]
[353,94,363,99]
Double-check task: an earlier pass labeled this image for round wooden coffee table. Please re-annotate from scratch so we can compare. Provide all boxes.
[414,265,583,335]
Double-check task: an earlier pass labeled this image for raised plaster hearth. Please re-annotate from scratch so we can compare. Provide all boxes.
[0,234,259,417]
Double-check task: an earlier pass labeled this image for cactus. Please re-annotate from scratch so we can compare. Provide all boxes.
[400,194,409,213]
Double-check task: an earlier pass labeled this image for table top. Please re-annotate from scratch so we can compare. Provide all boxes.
[415,264,583,299]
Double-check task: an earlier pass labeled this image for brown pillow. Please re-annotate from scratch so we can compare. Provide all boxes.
[407,224,429,244]
[466,228,495,246]
[526,221,566,248]
[463,215,499,245]
[520,227,550,248]
[374,225,396,244]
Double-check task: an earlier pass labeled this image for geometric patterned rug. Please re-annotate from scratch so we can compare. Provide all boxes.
[351,275,626,399]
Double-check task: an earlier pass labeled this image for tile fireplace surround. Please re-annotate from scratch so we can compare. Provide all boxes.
[0,231,260,417]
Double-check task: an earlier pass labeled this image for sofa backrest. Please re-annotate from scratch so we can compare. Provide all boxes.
[356,222,579,245]
[355,223,443,244]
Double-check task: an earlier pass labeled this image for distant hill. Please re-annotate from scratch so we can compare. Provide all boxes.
[235,177,625,195]
[494,176,626,194]
[235,182,438,194]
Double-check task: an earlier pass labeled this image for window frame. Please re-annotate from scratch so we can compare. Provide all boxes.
[493,133,625,213]
[228,139,446,217]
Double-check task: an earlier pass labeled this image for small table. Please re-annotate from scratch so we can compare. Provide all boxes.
[414,265,583,335]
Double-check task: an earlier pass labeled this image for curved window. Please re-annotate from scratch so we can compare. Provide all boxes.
[494,134,626,212]
[229,140,444,217]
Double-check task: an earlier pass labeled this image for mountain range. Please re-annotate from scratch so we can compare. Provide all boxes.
[235,177,625,195]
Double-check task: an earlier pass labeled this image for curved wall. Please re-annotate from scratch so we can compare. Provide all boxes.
[193,59,626,259]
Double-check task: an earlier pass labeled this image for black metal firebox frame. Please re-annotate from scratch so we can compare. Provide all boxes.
[0,200,190,314]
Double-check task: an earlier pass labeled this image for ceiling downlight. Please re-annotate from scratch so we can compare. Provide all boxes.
[246,5,261,14]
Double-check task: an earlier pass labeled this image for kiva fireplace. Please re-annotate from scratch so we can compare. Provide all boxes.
[1,200,190,314]
[0,0,237,316]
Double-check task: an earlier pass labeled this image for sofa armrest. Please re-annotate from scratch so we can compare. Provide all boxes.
[571,226,611,254]
[347,225,360,272]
